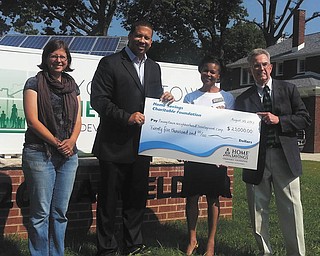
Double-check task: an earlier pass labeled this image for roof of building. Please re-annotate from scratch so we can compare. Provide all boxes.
[227,32,320,68]
[230,71,320,98]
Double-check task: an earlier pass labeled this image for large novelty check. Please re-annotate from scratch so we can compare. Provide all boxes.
[139,98,261,170]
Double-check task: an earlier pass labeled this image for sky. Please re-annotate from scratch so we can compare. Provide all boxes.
[107,0,319,38]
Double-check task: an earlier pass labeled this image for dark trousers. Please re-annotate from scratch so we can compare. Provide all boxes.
[96,156,150,255]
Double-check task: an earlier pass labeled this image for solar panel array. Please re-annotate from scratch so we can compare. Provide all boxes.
[0,34,128,56]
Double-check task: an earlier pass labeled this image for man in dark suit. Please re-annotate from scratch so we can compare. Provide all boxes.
[235,48,311,256]
[90,21,174,256]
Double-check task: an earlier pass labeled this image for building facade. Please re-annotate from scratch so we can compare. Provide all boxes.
[225,10,320,152]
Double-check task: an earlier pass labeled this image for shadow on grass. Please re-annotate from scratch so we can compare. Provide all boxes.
[216,240,256,256]
[0,235,29,256]
[2,162,319,255]
[142,207,257,256]
[64,208,189,256]
[63,206,258,256]
[65,229,97,256]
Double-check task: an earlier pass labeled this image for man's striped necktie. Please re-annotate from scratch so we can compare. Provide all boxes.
[263,86,276,146]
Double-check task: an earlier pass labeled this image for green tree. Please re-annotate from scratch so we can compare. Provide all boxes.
[2,0,315,67]
[148,39,202,65]
[0,0,118,35]
[223,22,266,64]
[222,22,266,90]
[0,0,41,34]
[118,0,247,65]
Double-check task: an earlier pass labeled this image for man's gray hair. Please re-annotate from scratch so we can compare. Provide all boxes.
[247,48,271,65]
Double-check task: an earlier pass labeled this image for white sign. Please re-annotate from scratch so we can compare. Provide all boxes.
[0,45,201,154]
[139,98,261,170]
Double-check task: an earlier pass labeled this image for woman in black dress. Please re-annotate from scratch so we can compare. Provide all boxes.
[182,56,233,256]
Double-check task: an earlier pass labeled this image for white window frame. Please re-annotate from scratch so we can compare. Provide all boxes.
[240,67,254,86]
[276,62,284,76]
[297,58,306,74]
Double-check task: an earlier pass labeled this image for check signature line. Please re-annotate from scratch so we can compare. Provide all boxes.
[208,134,234,140]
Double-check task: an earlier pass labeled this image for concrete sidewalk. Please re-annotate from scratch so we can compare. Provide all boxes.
[300,153,320,162]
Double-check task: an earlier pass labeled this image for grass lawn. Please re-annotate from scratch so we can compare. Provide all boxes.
[2,160,320,255]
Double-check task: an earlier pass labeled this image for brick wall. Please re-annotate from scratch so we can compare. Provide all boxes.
[0,157,233,238]
[302,95,320,153]
[313,96,320,152]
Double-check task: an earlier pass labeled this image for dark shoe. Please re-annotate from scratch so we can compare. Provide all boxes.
[125,244,151,255]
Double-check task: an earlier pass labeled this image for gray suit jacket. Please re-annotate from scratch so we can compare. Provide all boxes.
[90,48,164,163]
[235,79,311,184]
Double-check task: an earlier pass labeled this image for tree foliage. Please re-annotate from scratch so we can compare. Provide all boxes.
[224,22,266,64]
[0,0,265,64]
[147,39,203,65]
[1,0,317,65]
[0,15,10,35]
[0,0,119,35]
[118,0,249,64]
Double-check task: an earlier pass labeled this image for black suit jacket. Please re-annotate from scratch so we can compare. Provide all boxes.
[90,48,164,163]
[235,79,311,185]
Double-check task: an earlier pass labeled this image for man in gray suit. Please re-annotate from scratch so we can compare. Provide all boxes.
[235,48,311,256]
[90,21,174,256]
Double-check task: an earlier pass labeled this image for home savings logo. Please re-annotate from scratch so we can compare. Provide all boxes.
[223,148,249,160]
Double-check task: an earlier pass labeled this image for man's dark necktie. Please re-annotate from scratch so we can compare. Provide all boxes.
[263,86,276,146]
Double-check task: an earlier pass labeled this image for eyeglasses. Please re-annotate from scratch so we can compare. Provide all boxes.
[252,62,270,70]
[49,55,67,61]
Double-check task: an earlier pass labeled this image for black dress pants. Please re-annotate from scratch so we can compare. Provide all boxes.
[96,156,150,255]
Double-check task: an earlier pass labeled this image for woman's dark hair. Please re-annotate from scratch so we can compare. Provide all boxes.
[38,39,73,72]
[197,55,221,73]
